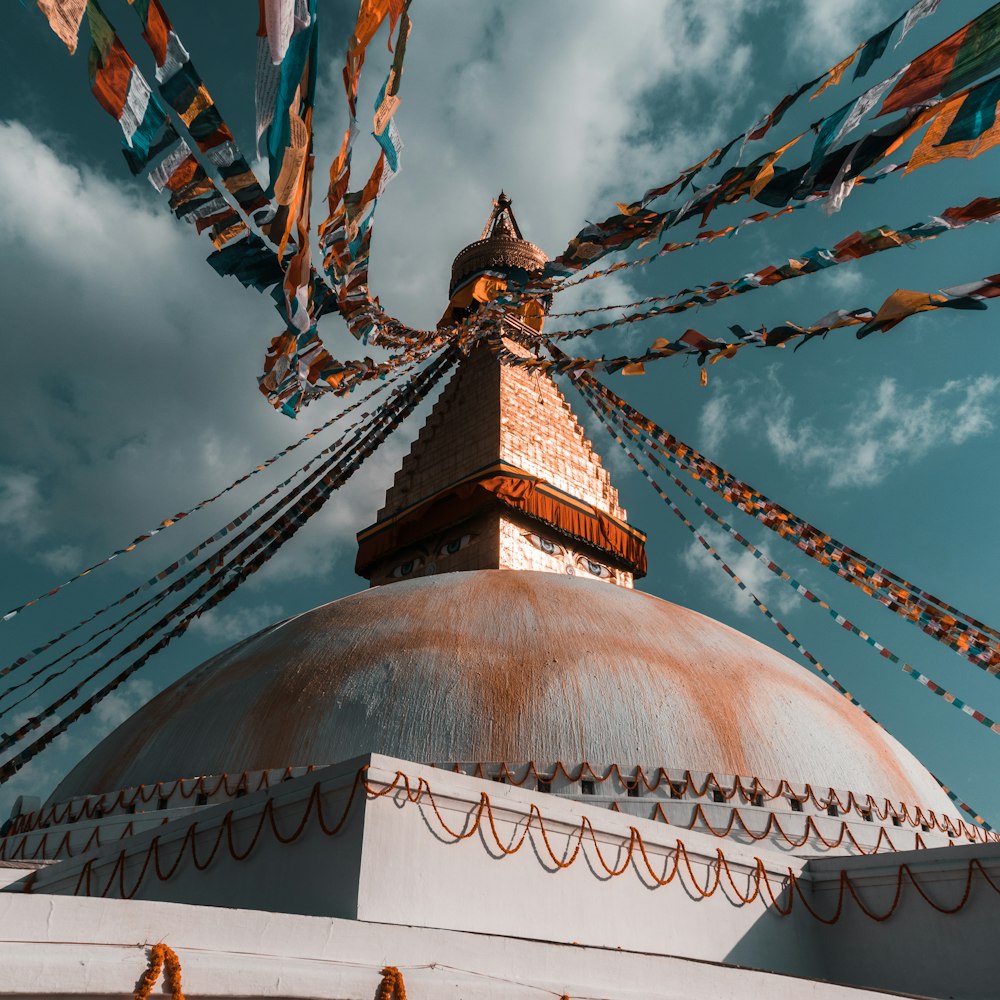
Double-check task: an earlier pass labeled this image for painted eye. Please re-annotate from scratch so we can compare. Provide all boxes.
[523,532,564,557]
[578,557,612,580]
[391,556,423,579]
[439,534,472,557]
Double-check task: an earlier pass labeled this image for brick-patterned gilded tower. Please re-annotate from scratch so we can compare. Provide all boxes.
[356,196,646,588]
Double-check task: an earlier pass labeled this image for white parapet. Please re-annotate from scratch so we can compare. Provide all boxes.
[3,753,998,997]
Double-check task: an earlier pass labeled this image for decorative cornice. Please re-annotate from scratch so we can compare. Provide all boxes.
[449,235,547,296]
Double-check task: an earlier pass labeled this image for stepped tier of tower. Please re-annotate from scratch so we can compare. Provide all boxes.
[356,331,645,588]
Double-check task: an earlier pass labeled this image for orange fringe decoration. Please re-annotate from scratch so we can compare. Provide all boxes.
[135,943,184,1000]
[377,965,408,1000]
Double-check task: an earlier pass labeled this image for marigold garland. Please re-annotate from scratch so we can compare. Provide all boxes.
[39,765,1000,924]
[134,943,184,1000]
[377,965,408,1000]
[11,758,988,842]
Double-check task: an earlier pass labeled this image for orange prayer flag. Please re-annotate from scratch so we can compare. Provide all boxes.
[352,0,405,53]
[880,20,970,117]
[905,93,1000,174]
[749,133,804,198]
[36,0,87,54]
[615,202,644,216]
[871,288,948,327]
[699,367,709,387]
[622,362,646,376]
[649,337,677,354]
[811,43,865,100]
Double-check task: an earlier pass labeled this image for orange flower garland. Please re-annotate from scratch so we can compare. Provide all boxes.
[135,943,184,1000]
[377,965,408,1000]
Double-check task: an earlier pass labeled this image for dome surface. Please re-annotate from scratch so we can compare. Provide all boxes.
[50,571,952,814]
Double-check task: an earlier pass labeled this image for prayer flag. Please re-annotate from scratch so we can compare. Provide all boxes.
[36,0,87,54]
[854,23,896,80]
[87,3,167,158]
[881,3,1000,115]
[905,75,1000,173]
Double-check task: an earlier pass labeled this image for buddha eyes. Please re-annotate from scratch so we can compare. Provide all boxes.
[391,557,423,579]
[521,531,613,580]
[523,531,564,556]
[581,558,612,580]
[388,534,473,579]
[438,533,472,557]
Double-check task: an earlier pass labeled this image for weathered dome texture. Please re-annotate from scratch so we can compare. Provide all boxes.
[52,571,952,815]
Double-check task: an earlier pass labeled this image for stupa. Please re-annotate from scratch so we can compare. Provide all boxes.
[2,197,998,1000]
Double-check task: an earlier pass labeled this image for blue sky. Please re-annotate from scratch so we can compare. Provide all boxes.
[1,0,999,824]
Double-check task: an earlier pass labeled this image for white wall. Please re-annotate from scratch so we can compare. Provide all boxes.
[0,892,900,1000]
[6,754,998,998]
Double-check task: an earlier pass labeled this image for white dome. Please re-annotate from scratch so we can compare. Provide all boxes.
[49,571,953,815]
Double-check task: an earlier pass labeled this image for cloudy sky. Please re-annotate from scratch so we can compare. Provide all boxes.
[2,0,1000,824]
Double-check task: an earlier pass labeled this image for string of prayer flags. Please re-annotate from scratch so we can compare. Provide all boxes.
[546,193,1000,340]
[259,322,440,417]
[580,388,875,721]
[544,18,1000,286]
[881,2,1000,116]
[128,0,408,405]
[564,356,1000,673]
[319,2,411,347]
[0,351,458,783]
[628,0,937,217]
[129,0,270,219]
[0,366,410,627]
[900,663,1000,735]
[934,779,995,832]
[0,351,445,710]
[0,365,422,714]
[36,0,87,54]
[905,73,1000,173]
[581,379,1000,741]
[498,270,1000,393]
[86,2,169,165]
[544,0,943,278]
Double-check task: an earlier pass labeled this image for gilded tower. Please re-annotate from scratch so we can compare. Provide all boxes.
[355,195,647,587]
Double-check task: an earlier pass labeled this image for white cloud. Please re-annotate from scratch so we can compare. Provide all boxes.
[0,467,44,544]
[811,263,866,299]
[38,544,83,574]
[703,371,1000,488]
[793,0,892,61]
[681,522,800,619]
[700,388,731,453]
[94,679,155,730]
[0,120,409,580]
[330,1,760,330]
[191,603,286,644]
